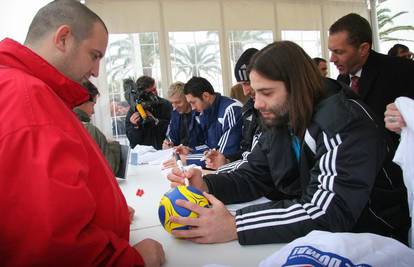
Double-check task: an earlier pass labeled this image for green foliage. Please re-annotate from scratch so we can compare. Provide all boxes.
[377,1,414,42]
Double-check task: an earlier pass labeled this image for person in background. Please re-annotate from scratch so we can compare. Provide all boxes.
[328,13,414,151]
[112,100,129,136]
[388,43,413,60]
[313,57,328,77]
[177,76,243,167]
[230,83,249,104]
[0,1,164,266]
[162,81,204,150]
[167,41,409,246]
[205,48,262,172]
[125,75,172,149]
[74,81,121,175]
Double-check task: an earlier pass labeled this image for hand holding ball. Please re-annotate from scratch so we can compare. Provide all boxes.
[158,186,209,234]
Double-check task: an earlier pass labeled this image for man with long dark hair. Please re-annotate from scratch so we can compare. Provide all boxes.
[167,41,409,245]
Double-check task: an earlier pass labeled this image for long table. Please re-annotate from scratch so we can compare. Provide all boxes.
[119,164,283,267]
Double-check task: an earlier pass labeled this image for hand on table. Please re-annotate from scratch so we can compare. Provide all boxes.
[174,144,192,155]
[167,167,207,192]
[162,139,174,150]
[162,154,187,170]
[133,239,165,267]
[205,150,229,170]
[128,205,135,224]
[170,192,238,244]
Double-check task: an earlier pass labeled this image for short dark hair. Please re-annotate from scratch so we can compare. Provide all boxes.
[388,44,409,57]
[329,13,372,48]
[183,77,215,98]
[82,81,100,102]
[248,41,325,137]
[25,0,107,45]
[313,57,327,65]
[136,75,155,91]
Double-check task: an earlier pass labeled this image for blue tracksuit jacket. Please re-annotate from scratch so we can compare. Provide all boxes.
[187,93,243,166]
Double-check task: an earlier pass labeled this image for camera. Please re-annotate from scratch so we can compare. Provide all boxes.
[123,78,160,126]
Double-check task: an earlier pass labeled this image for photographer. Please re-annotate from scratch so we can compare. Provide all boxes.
[125,75,172,149]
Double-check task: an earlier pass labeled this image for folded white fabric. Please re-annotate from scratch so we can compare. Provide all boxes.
[259,230,414,267]
[393,96,414,247]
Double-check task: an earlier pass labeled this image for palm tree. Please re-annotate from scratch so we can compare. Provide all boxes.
[377,1,414,42]
[170,42,221,81]
[105,33,160,93]
[105,34,137,94]
[139,33,159,77]
[229,31,271,62]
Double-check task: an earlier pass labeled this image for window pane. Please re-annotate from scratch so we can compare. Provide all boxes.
[169,31,223,94]
[105,32,161,140]
[281,30,322,58]
[228,30,273,84]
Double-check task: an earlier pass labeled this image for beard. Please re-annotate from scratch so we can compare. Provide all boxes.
[259,101,289,129]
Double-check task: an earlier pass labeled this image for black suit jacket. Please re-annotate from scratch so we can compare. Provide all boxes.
[337,50,414,148]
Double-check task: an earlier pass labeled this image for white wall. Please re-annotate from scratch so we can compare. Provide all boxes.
[0,1,53,43]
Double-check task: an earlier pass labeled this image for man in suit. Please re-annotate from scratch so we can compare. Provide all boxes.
[328,13,414,148]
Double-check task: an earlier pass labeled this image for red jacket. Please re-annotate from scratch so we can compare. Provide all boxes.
[0,38,144,266]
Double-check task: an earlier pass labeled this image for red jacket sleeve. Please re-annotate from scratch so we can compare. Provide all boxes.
[0,125,144,266]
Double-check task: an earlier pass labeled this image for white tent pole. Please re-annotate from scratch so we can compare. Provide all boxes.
[370,0,380,51]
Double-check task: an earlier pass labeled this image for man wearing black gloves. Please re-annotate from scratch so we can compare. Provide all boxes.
[125,75,172,149]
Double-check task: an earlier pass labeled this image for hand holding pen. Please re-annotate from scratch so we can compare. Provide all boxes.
[162,135,174,150]
[174,152,189,186]
[200,146,221,161]
[174,144,192,155]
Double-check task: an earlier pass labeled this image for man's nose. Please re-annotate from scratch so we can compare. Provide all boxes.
[91,60,100,77]
[329,53,337,63]
[254,96,264,110]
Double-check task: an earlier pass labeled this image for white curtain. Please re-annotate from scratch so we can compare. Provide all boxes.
[86,0,368,137]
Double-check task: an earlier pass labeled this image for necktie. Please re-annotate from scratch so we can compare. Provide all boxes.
[350,76,360,94]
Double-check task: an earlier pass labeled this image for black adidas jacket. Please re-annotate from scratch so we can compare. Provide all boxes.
[204,79,409,245]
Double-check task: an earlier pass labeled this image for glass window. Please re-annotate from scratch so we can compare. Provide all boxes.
[169,31,223,94]
[228,30,273,84]
[105,32,161,139]
[281,30,322,58]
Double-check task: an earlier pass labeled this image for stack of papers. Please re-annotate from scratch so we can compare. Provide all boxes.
[130,145,174,165]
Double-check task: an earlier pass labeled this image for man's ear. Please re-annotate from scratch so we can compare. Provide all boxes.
[359,42,370,58]
[201,91,210,101]
[53,25,72,52]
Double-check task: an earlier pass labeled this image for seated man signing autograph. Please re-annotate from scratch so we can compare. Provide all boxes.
[167,41,409,245]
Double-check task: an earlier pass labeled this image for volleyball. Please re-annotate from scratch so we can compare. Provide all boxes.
[158,185,209,234]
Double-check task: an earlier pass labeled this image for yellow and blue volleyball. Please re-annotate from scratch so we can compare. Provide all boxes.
[158,185,209,234]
